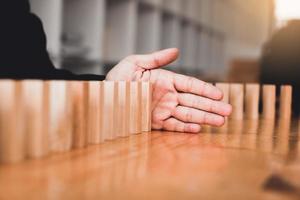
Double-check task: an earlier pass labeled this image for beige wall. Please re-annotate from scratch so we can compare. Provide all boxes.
[30,0,275,78]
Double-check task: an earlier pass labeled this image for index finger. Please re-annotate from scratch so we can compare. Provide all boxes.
[173,74,223,100]
[126,48,179,70]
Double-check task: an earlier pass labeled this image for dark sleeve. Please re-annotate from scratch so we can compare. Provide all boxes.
[0,0,105,81]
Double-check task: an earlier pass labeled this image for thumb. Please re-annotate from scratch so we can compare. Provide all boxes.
[128,48,179,70]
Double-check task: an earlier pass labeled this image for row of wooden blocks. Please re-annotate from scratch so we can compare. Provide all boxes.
[215,83,293,120]
[0,80,152,164]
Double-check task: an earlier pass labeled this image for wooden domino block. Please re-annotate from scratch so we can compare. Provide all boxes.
[22,80,49,158]
[229,84,244,120]
[102,81,118,140]
[129,82,142,134]
[48,81,72,152]
[262,85,276,119]
[141,82,152,132]
[279,85,292,119]
[0,81,25,163]
[215,83,229,132]
[113,82,119,139]
[88,81,103,144]
[215,83,229,103]
[245,84,260,120]
[117,82,130,137]
[70,81,89,148]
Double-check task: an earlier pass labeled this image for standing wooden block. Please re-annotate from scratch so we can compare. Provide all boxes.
[262,85,276,119]
[245,84,260,120]
[22,80,49,158]
[141,82,152,132]
[215,83,229,103]
[229,84,244,120]
[99,82,104,142]
[113,82,119,139]
[102,81,118,140]
[117,82,130,137]
[70,81,89,148]
[49,81,72,152]
[279,85,293,119]
[0,81,25,163]
[215,83,229,132]
[130,82,142,134]
[88,81,103,144]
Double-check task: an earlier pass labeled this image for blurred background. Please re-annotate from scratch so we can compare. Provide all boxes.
[28,0,300,83]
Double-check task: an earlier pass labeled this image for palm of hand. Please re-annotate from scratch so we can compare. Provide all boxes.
[107,49,232,133]
[145,69,180,131]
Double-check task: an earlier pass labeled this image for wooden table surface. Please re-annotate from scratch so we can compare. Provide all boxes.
[1,119,300,200]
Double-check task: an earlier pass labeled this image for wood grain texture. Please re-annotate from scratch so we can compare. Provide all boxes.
[262,85,276,119]
[245,84,260,120]
[112,82,119,140]
[117,82,130,137]
[130,82,142,134]
[49,81,72,152]
[88,81,103,144]
[215,83,230,132]
[70,81,89,149]
[1,118,300,200]
[99,82,104,141]
[279,85,292,119]
[229,84,244,120]
[0,81,25,164]
[22,80,49,158]
[142,82,152,132]
[102,81,118,140]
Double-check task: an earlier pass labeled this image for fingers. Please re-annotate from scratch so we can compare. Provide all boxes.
[163,118,201,133]
[126,48,179,70]
[173,74,223,100]
[178,93,232,116]
[172,106,225,127]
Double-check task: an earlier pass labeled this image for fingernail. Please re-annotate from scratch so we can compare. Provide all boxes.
[215,116,225,127]
[190,124,201,133]
[224,104,232,116]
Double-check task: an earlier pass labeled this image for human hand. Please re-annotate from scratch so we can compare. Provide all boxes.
[106,48,232,133]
